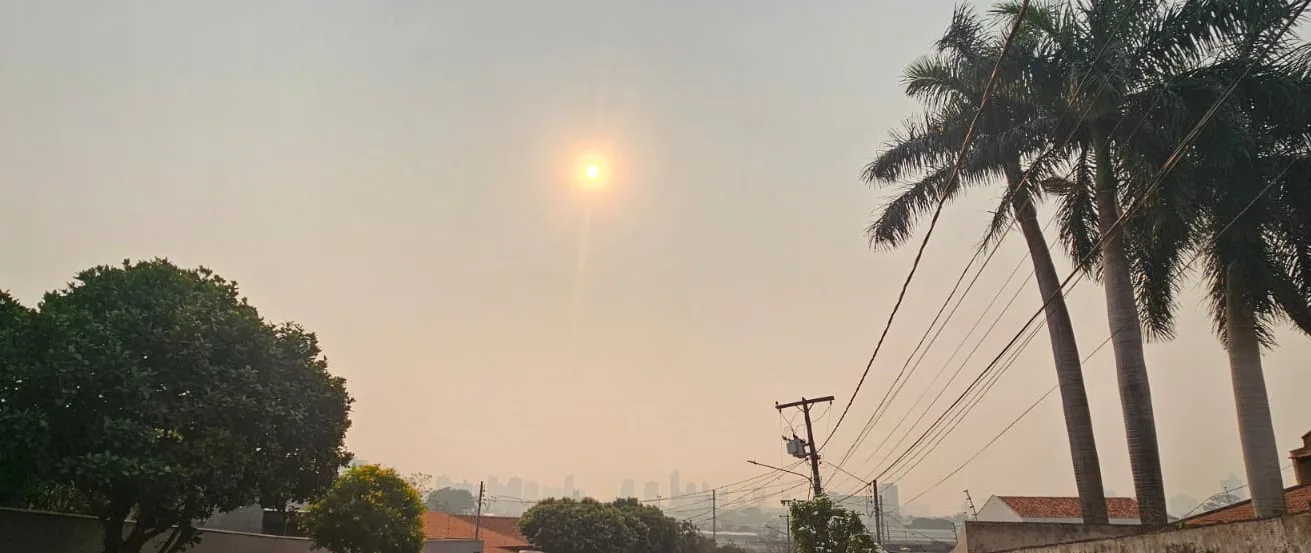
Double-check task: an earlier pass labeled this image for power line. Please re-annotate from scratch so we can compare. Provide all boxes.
[882,154,1303,501]
[823,0,1033,450]
[824,5,1122,463]
[843,17,1311,497]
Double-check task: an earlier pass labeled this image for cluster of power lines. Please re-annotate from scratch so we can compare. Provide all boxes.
[601,0,1310,520]
[704,0,1311,512]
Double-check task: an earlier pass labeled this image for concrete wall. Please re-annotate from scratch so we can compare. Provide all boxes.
[199,505,265,534]
[1018,516,1139,526]
[0,508,482,553]
[951,520,1146,553]
[1010,513,1311,553]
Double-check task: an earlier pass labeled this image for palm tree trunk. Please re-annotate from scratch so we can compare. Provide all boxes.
[1223,276,1287,518]
[1007,164,1109,525]
[1091,128,1168,526]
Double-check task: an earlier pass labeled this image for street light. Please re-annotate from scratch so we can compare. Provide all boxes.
[747,460,814,485]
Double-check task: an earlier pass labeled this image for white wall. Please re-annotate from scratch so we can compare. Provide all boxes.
[975,498,1021,523]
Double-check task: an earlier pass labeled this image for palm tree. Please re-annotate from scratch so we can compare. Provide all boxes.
[863,7,1110,524]
[1115,4,1311,516]
[999,0,1300,525]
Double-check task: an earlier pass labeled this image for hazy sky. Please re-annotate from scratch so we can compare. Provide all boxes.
[2,0,1308,517]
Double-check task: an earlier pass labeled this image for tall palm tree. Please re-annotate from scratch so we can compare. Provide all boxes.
[1114,4,1311,516]
[1000,0,1297,525]
[864,7,1110,524]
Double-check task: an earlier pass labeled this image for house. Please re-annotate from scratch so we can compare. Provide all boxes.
[1183,429,1311,527]
[423,511,534,553]
[975,495,1141,525]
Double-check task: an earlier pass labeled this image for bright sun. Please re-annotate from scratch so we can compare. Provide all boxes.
[576,154,609,191]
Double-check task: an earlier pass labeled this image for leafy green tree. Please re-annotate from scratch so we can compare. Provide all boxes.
[0,291,44,503]
[864,5,1108,523]
[611,498,680,553]
[520,498,639,553]
[2,260,353,553]
[426,486,476,514]
[302,464,425,553]
[788,497,878,553]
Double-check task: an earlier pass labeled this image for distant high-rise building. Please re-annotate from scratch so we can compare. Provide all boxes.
[524,481,540,500]
[701,482,709,494]
[644,481,660,501]
[545,487,563,499]
[436,475,453,489]
[508,477,524,499]
[621,479,636,499]
[488,476,501,497]
[670,471,681,503]
[564,475,576,499]
[878,483,901,516]
[685,482,697,495]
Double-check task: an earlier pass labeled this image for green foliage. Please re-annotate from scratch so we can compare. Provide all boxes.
[301,464,426,553]
[789,497,878,553]
[519,496,743,553]
[0,259,354,553]
[426,486,476,514]
[611,498,680,553]
[520,498,638,553]
[0,291,44,502]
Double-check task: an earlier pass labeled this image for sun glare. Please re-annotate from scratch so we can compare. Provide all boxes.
[575,154,609,191]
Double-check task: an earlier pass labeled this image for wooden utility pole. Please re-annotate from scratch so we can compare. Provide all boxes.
[872,479,883,546]
[475,481,486,538]
[775,396,834,498]
[780,499,794,553]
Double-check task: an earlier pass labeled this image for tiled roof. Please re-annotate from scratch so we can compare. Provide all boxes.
[1183,485,1311,526]
[998,496,1141,520]
[422,512,532,552]
[453,515,527,542]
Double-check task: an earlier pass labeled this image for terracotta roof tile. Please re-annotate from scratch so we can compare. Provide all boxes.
[453,515,527,542]
[998,496,1141,520]
[422,512,531,552]
[1183,485,1311,526]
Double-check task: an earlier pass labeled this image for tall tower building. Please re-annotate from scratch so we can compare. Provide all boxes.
[524,480,540,501]
[564,475,576,499]
[621,479,636,499]
[879,482,901,517]
[644,481,660,501]
[508,477,524,499]
[669,471,681,503]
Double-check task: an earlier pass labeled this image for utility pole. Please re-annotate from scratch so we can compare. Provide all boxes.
[780,499,794,553]
[712,489,717,544]
[872,480,883,547]
[964,489,978,520]
[475,481,486,539]
[775,395,834,498]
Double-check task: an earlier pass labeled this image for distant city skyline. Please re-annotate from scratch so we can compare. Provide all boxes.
[429,469,721,505]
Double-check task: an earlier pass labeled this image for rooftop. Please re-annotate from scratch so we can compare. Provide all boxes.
[997,496,1141,520]
[422,512,532,552]
[1183,485,1311,527]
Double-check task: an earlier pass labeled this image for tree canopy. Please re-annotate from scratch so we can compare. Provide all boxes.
[427,486,477,514]
[0,259,354,553]
[519,496,742,553]
[788,497,878,553]
[302,464,426,553]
